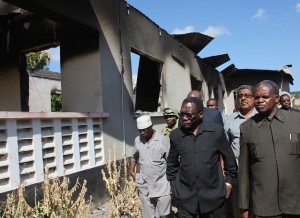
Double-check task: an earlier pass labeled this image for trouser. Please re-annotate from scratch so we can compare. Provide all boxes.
[226,182,241,218]
[140,194,172,218]
[177,202,226,218]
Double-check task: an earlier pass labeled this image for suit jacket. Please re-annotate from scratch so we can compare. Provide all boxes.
[239,109,300,216]
[203,107,224,125]
[167,122,237,214]
[290,107,300,112]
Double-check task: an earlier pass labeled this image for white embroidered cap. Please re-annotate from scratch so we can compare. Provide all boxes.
[136,115,152,130]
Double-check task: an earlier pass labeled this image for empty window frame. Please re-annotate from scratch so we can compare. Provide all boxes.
[131,50,162,112]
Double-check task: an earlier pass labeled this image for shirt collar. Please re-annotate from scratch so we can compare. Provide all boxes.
[234,108,257,120]
[139,130,158,144]
[168,120,178,130]
[257,107,285,127]
[180,122,213,137]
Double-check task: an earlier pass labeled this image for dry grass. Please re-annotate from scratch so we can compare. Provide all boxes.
[0,168,91,217]
[101,144,142,218]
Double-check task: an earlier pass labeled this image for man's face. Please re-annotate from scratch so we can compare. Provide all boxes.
[280,95,291,110]
[206,100,218,109]
[164,115,177,127]
[254,86,279,116]
[179,102,203,130]
[237,89,255,112]
[138,126,153,141]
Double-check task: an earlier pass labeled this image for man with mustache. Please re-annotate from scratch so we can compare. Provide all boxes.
[239,80,300,218]
[130,115,172,218]
[167,97,237,217]
[225,85,257,218]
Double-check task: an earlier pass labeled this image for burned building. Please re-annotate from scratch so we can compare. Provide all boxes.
[0,0,229,205]
[221,64,294,113]
[0,0,293,206]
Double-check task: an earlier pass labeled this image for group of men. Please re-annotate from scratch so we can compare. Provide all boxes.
[129,80,300,218]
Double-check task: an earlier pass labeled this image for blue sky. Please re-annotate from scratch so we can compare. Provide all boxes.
[49,1,300,91]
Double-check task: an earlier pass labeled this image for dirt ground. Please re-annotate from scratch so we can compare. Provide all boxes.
[89,200,177,218]
[89,201,113,218]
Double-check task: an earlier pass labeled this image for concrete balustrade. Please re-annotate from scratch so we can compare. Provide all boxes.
[0,112,109,193]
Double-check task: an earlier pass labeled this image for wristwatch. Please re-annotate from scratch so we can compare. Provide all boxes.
[225,182,232,188]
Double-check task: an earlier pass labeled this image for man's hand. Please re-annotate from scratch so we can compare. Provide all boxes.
[129,171,136,180]
[129,161,136,180]
[225,182,232,198]
[241,209,249,218]
[220,155,226,179]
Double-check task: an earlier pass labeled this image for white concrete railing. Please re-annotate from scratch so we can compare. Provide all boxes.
[0,112,109,193]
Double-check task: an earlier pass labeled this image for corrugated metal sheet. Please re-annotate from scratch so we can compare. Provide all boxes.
[203,54,230,68]
[221,67,294,85]
[173,32,214,54]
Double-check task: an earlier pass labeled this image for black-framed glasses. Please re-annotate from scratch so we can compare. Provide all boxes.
[237,94,253,99]
[179,112,194,118]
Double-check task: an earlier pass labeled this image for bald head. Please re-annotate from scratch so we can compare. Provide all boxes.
[187,90,202,100]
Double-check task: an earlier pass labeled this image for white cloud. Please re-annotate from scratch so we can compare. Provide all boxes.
[252,8,267,20]
[48,47,60,61]
[171,25,230,37]
[296,3,300,12]
[171,25,195,34]
[201,26,231,37]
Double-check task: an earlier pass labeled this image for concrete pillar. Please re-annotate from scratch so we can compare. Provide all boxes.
[60,27,103,113]
[0,64,21,111]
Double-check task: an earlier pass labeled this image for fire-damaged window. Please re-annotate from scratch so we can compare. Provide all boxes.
[134,55,162,112]
[190,75,202,92]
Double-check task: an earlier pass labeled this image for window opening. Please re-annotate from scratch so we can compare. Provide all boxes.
[25,47,62,112]
[190,75,202,91]
[51,90,62,112]
[131,50,161,112]
[131,52,140,107]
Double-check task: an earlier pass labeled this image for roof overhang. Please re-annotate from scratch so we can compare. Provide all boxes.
[203,54,230,68]
[173,32,214,54]
[222,67,294,85]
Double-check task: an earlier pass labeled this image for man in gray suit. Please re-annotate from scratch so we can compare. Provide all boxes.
[239,80,300,218]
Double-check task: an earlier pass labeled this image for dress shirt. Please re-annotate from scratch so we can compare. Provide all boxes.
[131,131,171,198]
[225,109,257,166]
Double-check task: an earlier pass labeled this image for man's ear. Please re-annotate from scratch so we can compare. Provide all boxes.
[199,111,203,119]
[275,95,280,104]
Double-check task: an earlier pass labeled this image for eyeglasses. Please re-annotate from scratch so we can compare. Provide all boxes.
[179,112,193,118]
[237,94,253,99]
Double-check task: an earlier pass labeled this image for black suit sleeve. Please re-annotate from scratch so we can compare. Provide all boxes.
[203,108,224,126]
[215,110,224,126]
[238,126,250,209]
[218,128,237,183]
[166,132,179,182]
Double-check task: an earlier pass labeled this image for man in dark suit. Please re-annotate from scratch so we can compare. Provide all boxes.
[167,97,237,217]
[239,80,300,217]
[187,90,224,125]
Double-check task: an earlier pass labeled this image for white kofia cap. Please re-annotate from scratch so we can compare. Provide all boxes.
[136,115,152,130]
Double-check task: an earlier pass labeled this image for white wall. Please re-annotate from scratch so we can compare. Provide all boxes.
[29,76,61,112]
